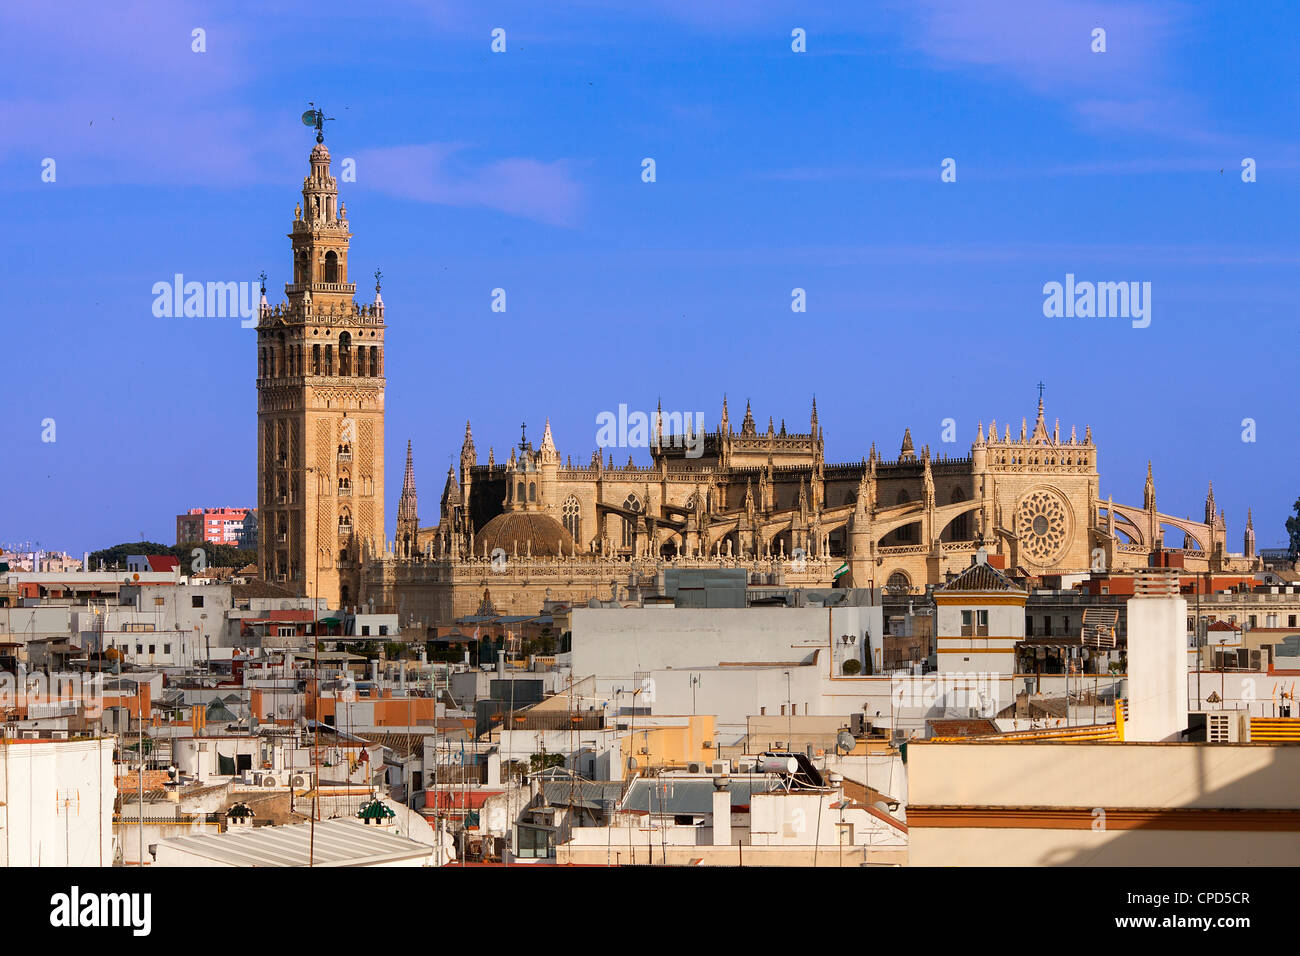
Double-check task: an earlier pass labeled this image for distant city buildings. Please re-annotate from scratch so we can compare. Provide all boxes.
[0,548,83,574]
[176,507,255,547]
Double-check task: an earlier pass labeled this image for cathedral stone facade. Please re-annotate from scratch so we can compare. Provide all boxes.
[360,397,1257,626]
[257,141,386,609]
[257,137,1256,620]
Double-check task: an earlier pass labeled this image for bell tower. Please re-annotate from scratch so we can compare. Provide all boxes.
[257,121,386,610]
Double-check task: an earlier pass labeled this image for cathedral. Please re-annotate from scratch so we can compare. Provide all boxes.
[361,394,1259,626]
[256,134,1259,621]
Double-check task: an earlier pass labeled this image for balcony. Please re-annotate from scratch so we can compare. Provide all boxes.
[338,451,352,463]
[338,486,352,497]
[338,524,353,535]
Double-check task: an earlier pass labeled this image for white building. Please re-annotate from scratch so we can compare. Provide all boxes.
[570,601,885,745]
[0,736,115,866]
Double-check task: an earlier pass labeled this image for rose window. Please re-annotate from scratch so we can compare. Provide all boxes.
[1015,489,1068,564]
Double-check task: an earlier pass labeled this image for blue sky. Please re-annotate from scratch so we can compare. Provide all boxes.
[1,0,1297,554]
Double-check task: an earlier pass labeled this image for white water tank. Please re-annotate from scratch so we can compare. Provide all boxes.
[757,755,798,774]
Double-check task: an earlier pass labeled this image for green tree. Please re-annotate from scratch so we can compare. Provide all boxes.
[1287,497,1300,555]
[86,540,256,572]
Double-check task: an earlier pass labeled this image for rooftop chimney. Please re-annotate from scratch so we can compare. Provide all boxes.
[1124,571,1188,742]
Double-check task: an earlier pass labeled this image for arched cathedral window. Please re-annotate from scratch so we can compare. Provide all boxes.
[622,494,642,549]
[563,495,581,544]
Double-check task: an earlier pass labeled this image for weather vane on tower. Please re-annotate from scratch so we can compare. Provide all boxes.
[300,102,335,144]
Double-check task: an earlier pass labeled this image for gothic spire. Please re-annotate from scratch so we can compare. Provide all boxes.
[460,420,477,468]
[1029,392,1051,444]
[899,428,916,462]
[397,440,418,523]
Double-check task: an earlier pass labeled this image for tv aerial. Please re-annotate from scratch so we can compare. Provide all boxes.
[300,102,335,144]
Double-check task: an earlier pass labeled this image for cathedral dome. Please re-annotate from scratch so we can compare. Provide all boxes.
[476,510,577,558]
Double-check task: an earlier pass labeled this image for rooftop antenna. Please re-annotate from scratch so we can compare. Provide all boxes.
[300,103,335,144]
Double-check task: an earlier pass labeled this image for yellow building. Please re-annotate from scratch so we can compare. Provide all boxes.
[621,716,716,772]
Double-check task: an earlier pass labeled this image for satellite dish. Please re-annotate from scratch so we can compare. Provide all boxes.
[836,730,856,754]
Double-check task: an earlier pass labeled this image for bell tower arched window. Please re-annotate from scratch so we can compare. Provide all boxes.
[324,251,338,283]
[338,332,352,377]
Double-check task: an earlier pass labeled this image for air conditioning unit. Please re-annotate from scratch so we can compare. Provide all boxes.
[260,774,281,788]
[701,740,713,749]
[1193,710,1248,743]
[687,762,704,774]
[736,757,757,773]
[50,730,68,740]
[711,760,731,775]
[21,731,38,740]
[289,771,314,790]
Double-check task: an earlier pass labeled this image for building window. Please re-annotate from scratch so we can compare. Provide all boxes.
[562,495,581,544]
[312,344,321,375]
[192,595,204,608]
[977,609,988,636]
[369,346,378,377]
[622,494,642,548]
[324,250,339,283]
[164,644,171,655]
[361,625,370,636]
[338,332,352,376]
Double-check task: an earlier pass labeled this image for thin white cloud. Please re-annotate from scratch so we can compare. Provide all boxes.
[354,143,584,227]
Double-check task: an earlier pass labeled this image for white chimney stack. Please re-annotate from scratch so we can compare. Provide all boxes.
[1125,572,1189,742]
